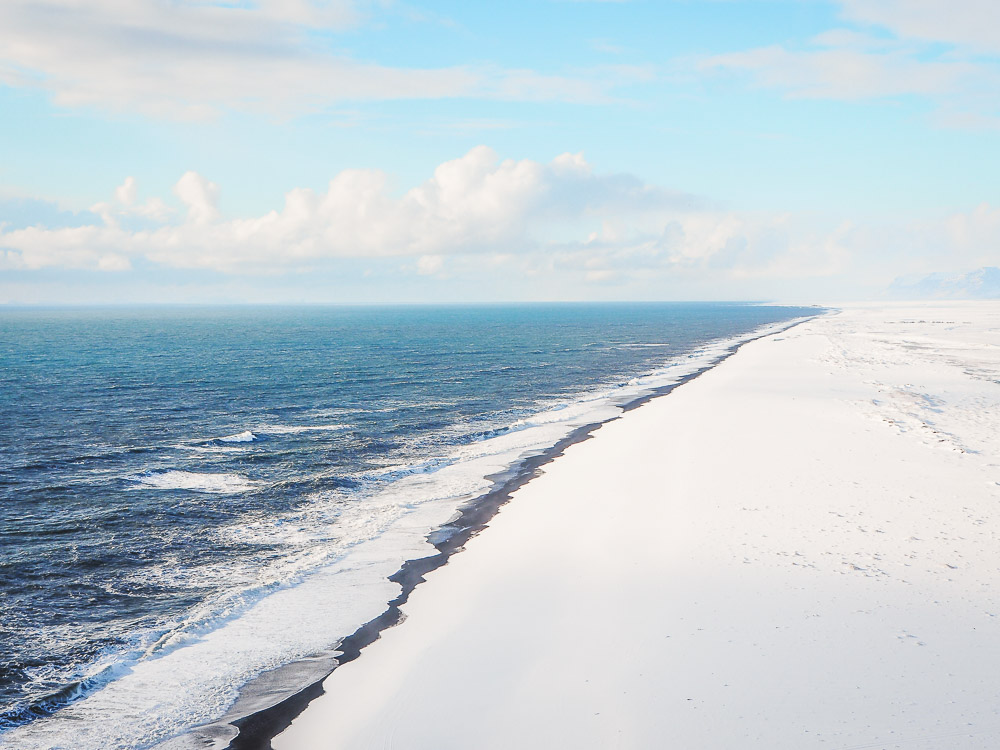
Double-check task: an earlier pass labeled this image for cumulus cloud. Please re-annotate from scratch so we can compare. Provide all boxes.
[89,177,172,226]
[0,147,828,280]
[174,172,220,225]
[0,0,629,118]
[6,146,985,289]
[0,224,132,271]
[115,177,137,207]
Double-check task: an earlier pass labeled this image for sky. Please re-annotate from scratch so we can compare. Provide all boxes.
[1,0,999,305]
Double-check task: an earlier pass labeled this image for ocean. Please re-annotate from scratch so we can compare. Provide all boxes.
[0,303,813,749]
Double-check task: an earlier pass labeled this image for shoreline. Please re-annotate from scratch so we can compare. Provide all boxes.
[270,302,1000,750]
[205,313,822,750]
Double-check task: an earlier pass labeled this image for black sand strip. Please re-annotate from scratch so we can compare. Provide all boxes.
[196,314,821,750]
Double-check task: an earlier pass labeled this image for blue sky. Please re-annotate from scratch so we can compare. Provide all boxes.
[1,0,998,304]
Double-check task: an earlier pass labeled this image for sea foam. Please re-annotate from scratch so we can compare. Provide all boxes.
[258,424,348,434]
[0,307,814,750]
[218,431,256,443]
[128,471,257,494]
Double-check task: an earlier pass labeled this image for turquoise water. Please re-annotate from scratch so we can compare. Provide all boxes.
[0,303,813,748]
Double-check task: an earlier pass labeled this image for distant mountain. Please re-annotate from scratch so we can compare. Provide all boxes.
[888,267,1000,299]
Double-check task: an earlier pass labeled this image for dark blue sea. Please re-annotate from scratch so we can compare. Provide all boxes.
[0,303,813,749]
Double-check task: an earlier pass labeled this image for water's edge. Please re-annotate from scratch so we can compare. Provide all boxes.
[185,312,825,750]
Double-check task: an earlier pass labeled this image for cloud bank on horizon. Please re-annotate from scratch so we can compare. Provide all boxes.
[0,0,998,303]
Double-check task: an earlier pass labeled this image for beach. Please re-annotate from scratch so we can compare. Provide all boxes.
[271,302,1000,750]
[0,304,811,750]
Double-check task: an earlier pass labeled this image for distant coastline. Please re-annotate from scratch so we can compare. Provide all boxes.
[271,301,1000,750]
[211,313,819,750]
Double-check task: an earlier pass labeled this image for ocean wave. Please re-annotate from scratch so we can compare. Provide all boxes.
[127,470,257,494]
[176,444,249,454]
[2,314,814,750]
[258,424,349,435]
[218,430,256,443]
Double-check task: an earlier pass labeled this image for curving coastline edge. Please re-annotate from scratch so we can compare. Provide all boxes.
[188,312,824,750]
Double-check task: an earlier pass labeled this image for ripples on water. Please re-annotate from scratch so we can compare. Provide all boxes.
[0,303,813,747]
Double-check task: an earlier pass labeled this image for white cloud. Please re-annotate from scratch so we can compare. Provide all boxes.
[0,147,815,280]
[416,254,445,276]
[0,224,132,271]
[115,177,138,206]
[546,210,852,286]
[699,0,1000,125]
[947,202,1000,254]
[4,147,990,292]
[90,177,173,226]
[174,172,221,225]
[838,0,1000,54]
[702,42,979,100]
[0,0,627,118]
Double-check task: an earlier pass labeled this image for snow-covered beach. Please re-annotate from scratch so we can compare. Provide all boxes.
[273,302,1000,750]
